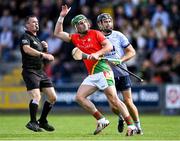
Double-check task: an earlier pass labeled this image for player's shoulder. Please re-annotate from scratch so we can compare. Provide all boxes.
[20,33,27,42]
[70,32,80,40]
[112,30,124,36]
[20,32,26,38]
[112,30,127,39]
[20,31,31,39]
[19,31,33,45]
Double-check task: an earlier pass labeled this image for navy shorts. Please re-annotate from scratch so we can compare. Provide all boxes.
[22,69,53,91]
[115,75,131,91]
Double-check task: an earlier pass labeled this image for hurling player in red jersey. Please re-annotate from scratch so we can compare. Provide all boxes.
[54,5,137,136]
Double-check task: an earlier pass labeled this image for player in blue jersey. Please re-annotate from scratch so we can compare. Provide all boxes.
[97,13,143,135]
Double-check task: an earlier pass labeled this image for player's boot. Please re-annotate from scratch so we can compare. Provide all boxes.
[26,121,43,132]
[93,117,110,135]
[137,128,143,135]
[117,118,124,133]
[38,120,55,131]
[126,125,137,136]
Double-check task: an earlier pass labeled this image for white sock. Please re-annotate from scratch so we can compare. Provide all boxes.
[98,117,105,122]
[32,99,39,105]
[134,121,141,129]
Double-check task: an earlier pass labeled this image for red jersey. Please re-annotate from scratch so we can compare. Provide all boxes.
[70,29,111,74]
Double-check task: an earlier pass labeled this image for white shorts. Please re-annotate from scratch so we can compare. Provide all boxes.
[81,71,115,90]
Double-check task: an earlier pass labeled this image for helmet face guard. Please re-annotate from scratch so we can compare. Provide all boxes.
[71,14,88,27]
[97,13,112,23]
[97,13,113,32]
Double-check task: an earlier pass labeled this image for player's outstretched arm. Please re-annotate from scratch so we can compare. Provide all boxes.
[120,44,136,62]
[54,5,71,42]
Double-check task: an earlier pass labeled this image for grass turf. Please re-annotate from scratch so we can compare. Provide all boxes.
[0,114,180,140]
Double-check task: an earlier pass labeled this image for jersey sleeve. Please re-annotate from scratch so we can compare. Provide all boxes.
[119,32,130,48]
[20,35,30,47]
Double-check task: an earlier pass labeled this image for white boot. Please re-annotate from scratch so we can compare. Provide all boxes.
[94,118,110,135]
[126,125,137,136]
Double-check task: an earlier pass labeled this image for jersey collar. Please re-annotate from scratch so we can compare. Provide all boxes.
[104,30,112,36]
[25,31,37,37]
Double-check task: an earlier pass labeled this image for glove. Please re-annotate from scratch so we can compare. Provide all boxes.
[109,58,122,65]
[103,58,122,65]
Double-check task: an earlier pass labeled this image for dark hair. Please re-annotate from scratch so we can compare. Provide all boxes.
[25,15,37,24]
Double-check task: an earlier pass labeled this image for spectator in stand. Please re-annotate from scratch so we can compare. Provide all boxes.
[153,18,167,40]
[0,9,13,30]
[139,19,152,39]
[46,32,63,56]
[114,5,126,30]
[147,0,156,18]
[80,5,91,19]
[39,18,54,40]
[151,4,170,28]
[170,4,180,32]
[168,39,180,55]
[166,30,176,49]
[145,29,157,56]
[9,0,18,16]
[151,39,168,65]
[140,59,154,83]
[0,27,13,61]
[90,5,101,28]
[171,52,180,82]
[157,52,173,83]
[124,0,136,19]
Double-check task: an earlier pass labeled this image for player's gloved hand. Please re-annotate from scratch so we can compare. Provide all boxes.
[106,58,122,65]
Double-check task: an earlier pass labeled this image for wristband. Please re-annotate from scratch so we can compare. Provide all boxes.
[58,16,64,23]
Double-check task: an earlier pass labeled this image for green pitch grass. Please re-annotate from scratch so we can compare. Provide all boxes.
[0,114,180,140]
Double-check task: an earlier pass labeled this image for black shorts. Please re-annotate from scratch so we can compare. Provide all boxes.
[22,69,53,91]
[115,75,131,91]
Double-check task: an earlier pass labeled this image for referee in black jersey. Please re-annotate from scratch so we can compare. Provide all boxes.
[20,15,57,132]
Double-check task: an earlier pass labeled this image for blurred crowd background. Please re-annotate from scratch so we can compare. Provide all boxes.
[0,0,179,86]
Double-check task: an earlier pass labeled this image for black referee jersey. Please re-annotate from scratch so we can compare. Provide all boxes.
[19,31,46,70]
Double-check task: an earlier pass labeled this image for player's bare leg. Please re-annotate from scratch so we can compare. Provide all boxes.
[75,85,109,135]
[122,89,143,135]
[104,86,137,136]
